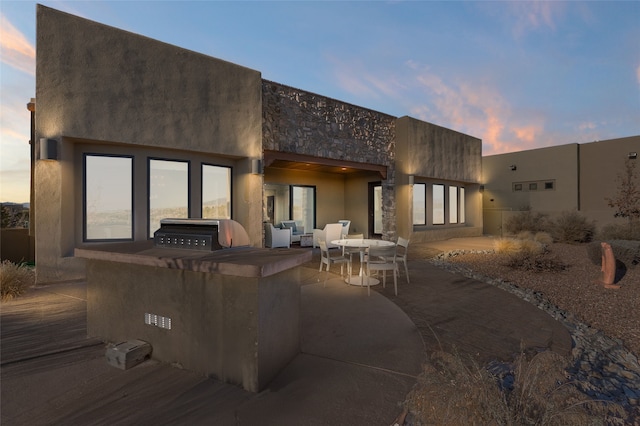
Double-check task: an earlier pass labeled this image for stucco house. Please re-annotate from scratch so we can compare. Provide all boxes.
[32,6,482,284]
[482,136,639,236]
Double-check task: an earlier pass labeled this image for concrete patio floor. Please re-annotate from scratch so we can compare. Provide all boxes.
[1,237,572,425]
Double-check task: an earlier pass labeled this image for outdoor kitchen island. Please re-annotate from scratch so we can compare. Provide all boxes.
[75,238,312,393]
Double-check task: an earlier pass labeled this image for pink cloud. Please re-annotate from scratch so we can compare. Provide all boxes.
[512,125,539,143]
[0,14,35,75]
[411,67,546,155]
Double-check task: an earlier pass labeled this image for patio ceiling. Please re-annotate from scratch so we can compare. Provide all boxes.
[263,150,387,179]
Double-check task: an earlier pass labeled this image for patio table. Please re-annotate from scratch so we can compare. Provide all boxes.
[331,239,396,287]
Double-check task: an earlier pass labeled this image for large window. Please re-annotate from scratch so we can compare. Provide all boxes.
[149,159,190,237]
[413,183,426,225]
[202,164,231,219]
[433,184,445,225]
[84,154,133,241]
[449,186,458,224]
[291,185,315,233]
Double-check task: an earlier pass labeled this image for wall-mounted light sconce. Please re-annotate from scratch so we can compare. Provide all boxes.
[408,175,414,185]
[251,158,262,174]
[39,138,58,161]
[629,152,637,159]
[509,165,517,171]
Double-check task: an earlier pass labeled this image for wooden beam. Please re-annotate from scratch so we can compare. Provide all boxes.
[263,150,387,179]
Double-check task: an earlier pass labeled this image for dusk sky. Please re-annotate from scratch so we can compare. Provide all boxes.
[1,1,639,203]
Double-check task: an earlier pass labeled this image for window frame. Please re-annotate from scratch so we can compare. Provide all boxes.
[459,187,466,224]
[432,184,445,225]
[147,157,191,238]
[412,183,426,225]
[83,153,135,242]
[201,163,232,219]
[449,185,458,224]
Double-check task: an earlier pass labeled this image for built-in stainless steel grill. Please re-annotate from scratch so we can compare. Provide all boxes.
[153,218,250,251]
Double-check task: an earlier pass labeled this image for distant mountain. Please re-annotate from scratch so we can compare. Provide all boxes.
[1,202,29,209]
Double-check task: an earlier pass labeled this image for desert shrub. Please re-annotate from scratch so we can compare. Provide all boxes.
[597,222,640,241]
[534,232,554,246]
[494,238,522,254]
[405,350,510,425]
[549,211,595,243]
[505,210,548,235]
[495,236,547,257]
[514,231,553,247]
[0,260,34,301]
[519,239,545,255]
[405,349,620,425]
[505,350,625,424]
[516,230,534,241]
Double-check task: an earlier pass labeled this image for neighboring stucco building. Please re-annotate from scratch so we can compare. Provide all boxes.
[33,5,483,284]
[482,136,640,235]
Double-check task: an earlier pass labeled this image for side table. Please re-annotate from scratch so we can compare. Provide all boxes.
[299,234,313,247]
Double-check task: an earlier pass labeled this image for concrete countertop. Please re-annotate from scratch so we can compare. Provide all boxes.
[74,241,312,278]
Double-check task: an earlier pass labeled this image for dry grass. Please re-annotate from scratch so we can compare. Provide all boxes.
[534,232,554,246]
[492,234,573,273]
[405,349,624,425]
[0,260,34,301]
[494,237,546,256]
[493,238,523,254]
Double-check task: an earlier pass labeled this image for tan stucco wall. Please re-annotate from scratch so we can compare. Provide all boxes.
[579,136,640,227]
[395,116,482,182]
[482,143,579,212]
[395,116,483,241]
[35,6,262,283]
[87,259,300,392]
[343,175,377,237]
[481,136,640,235]
[482,144,579,236]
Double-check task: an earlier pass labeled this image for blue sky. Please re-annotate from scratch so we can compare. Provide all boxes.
[1,1,639,203]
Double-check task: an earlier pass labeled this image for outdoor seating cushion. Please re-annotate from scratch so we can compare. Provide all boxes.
[265,223,291,248]
[281,220,305,243]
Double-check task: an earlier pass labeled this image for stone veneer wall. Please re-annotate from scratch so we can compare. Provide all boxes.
[262,80,398,240]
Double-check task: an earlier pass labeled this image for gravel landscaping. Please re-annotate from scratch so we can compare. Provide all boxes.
[423,242,640,422]
[439,243,639,358]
